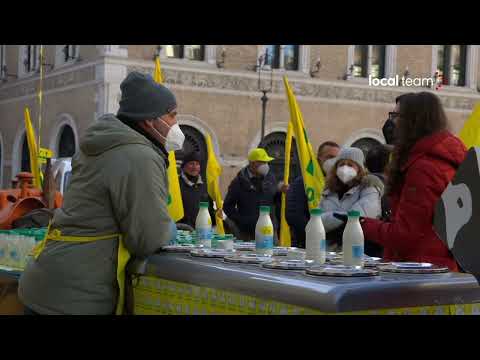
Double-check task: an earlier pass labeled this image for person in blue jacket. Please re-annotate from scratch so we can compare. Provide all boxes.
[286,141,340,248]
[224,148,288,242]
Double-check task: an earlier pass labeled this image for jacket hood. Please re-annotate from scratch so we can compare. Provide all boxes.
[403,130,467,171]
[362,173,385,196]
[80,114,159,156]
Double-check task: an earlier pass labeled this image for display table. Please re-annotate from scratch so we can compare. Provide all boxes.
[4,252,480,315]
[130,252,480,315]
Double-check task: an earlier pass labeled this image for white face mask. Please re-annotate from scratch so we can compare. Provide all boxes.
[256,163,270,176]
[152,119,185,152]
[336,165,358,184]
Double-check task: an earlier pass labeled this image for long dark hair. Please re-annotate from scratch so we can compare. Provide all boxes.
[386,92,450,193]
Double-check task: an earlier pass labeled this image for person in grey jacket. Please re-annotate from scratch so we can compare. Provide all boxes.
[319,147,383,250]
[18,72,182,315]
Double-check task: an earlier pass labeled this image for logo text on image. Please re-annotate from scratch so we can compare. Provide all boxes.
[368,75,437,89]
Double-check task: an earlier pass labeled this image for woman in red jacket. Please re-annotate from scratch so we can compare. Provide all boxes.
[361,92,467,271]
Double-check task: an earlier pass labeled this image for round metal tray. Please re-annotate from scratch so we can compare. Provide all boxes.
[272,247,290,256]
[286,249,306,260]
[378,263,449,274]
[233,242,256,251]
[306,264,379,277]
[224,253,273,264]
[162,244,198,253]
[328,257,391,268]
[190,249,236,258]
[231,244,294,256]
[262,259,314,270]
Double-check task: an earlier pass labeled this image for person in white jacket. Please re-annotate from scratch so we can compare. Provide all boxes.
[319,147,383,251]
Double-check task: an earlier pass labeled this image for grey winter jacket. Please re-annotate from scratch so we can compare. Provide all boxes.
[18,114,173,315]
[319,175,384,233]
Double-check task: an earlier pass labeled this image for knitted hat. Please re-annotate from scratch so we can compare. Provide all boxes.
[182,151,202,168]
[117,71,177,121]
[335,147,365,170]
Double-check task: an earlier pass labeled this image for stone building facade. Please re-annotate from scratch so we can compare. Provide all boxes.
[1,45,479,194]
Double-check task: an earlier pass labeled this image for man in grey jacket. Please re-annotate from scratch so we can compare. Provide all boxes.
[18,72,182,315]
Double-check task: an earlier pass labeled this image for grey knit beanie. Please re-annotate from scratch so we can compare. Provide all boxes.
[336,147,365,170]
[117,71,177,121]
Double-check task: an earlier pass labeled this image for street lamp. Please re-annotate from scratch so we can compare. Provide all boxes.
[257,49,273,144]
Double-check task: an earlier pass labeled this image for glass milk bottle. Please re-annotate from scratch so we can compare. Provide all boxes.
[195,202,212,248]
[255,206,274,257]
[305,208,326,264]
[342,210,364,267]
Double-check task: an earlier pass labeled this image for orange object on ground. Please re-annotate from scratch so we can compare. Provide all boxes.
[0,172,62,230]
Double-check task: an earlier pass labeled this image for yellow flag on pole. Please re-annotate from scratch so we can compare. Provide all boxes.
[24,107,42,188]
[205,134,225,235]
[166,151,185,222]
[283,76,325,211]
[153,56,184,222]
[154,56,164,84]
[459,103,480,149]
[279,122,293,247]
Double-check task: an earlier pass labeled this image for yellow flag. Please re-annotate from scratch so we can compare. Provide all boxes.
[205,134,225,235]
[153,56,184,222]
[283,76,325,211]
[166,151,185,222]
[279,122,293,247]
[459,103,480,149]
[24,107,42,188]
[154,56,164,84]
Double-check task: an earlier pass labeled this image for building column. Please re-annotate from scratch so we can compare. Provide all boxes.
[94,46,128,120]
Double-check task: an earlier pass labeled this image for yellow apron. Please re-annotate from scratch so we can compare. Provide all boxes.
[32,226,131,315]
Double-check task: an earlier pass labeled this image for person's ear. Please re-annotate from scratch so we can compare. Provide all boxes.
[137,119,154,131]
[144,119,155,128]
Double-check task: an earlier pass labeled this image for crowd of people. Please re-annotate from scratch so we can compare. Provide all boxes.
[178,92,466,273]
[18,72,467,315]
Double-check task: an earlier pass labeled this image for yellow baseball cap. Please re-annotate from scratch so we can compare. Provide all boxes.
[248,148,274,162]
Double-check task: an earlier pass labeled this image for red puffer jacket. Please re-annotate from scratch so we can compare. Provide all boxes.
[362,130,467,271]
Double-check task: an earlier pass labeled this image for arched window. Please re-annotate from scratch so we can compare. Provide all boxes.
[351,137,382,157]
[21,134,31,172]
[58,125,76,158]
[177,125,208,180]
[259,132,301,182]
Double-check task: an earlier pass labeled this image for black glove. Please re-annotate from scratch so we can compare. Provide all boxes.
[333,213,348,223]
[333,212,365,223]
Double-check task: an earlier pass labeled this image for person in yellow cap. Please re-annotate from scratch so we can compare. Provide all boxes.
[224,148,287,242]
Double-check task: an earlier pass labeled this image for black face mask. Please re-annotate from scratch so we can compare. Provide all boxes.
[382,118,396,145]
